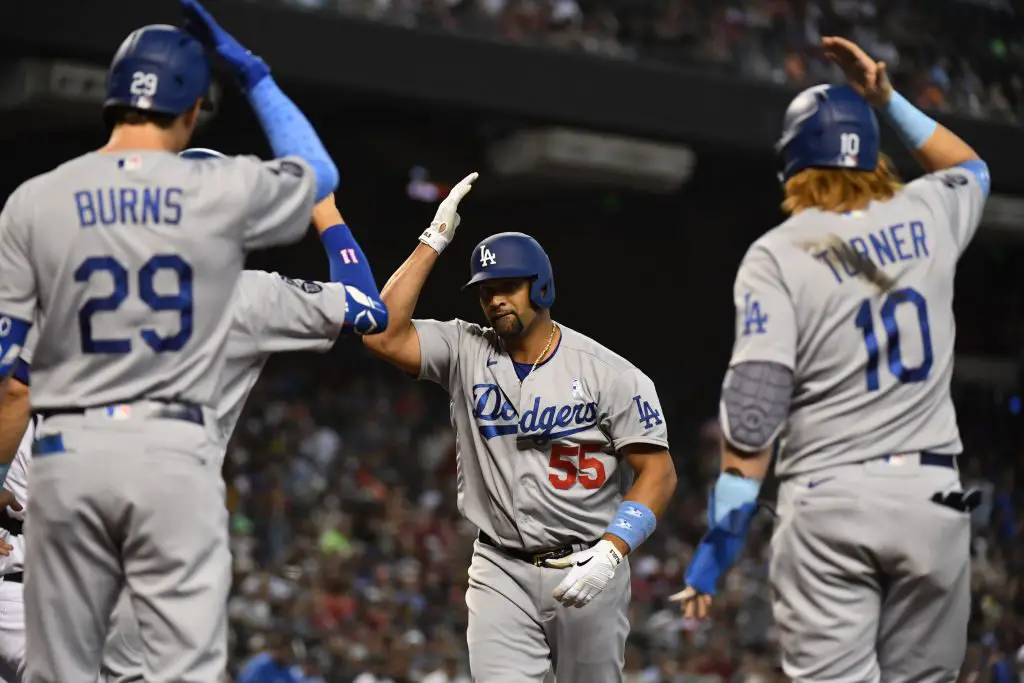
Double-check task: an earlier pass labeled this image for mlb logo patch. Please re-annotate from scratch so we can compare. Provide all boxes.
[105,404,132,420]
[571,378,581,399]
[118,155,143,171]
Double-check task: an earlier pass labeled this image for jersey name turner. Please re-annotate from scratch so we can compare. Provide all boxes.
[729,166,987,477]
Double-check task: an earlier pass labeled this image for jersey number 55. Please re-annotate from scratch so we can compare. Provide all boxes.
[548,443,608,491]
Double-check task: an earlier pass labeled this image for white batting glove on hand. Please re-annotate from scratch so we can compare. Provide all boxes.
[546,539,623,608]
[418,172,478,255]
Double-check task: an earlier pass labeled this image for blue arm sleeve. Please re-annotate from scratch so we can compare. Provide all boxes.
[0,317,31,379]
[246,77,339,202]
[320,224,377,295]
[320,224,389,336]
[683,473,761,595]
[956,159,991,198]
[881,91,938,150]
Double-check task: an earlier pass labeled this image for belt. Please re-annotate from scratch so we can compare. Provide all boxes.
[478,532,596,567]
[38,400,204,427]
[2,573,22,585]
[0,514,22,536]
[881,452,956,469]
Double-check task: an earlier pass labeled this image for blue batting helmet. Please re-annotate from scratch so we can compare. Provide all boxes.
[463,232,556,310]
[179,147,225,159]
[105,25,212,117]
[776,84,880,183]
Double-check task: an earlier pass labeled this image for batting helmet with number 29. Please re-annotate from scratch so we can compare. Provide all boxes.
[464,232,556,310]
[105,25,213,117]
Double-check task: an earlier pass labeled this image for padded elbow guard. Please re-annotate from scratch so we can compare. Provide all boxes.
[344,285,389,336]
[720,361,793,453]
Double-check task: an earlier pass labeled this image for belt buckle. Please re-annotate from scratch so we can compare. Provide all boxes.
[533,547,570,567]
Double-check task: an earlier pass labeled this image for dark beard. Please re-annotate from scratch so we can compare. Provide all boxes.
[492,312,525,337]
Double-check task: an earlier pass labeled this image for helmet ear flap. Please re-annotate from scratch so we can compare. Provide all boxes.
[530,277,556,310]
[465,232,555,310]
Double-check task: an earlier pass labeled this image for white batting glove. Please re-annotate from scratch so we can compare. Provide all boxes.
[545,539,623,608]
[418,171,478,255]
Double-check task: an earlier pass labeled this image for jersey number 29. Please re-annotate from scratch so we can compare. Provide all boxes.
[854,286,933,391]
[75,255,193,354]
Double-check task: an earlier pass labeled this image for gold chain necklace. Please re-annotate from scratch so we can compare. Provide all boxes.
[527,322,558,379]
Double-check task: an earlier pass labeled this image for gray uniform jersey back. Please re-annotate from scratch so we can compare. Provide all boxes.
[414,320,669,551]
[0,151,316,409]
[204,271,345,460]
[729,166,987,477]
[18,270,346,464]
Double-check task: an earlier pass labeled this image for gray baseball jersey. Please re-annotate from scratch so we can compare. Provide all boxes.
[0,150,316,410]
[414,319,669,551]
[17,269,345,462]
[202,270,346,458]
[729,166,986,477]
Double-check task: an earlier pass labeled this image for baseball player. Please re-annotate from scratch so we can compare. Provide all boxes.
[0,147,387,683]
[0,421,22,683]
[362,175,678,683]
[0,371,35,683]
[671,36,989,683]
[0,0,341,679]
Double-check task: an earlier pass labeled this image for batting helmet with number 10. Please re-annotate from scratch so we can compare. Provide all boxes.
[776,84,880,183]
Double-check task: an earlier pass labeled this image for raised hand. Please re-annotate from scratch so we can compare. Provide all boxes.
[419,172,479,256]
[822,36,893,107]
[181,0,270,90]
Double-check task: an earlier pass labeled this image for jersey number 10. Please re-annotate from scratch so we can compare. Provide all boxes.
[854,286,934,391]
[75,255,193,354]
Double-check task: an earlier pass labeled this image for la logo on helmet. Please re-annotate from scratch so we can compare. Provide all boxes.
[479,246,497,267]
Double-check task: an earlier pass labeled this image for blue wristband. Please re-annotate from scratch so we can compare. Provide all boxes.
[246,77,339,202]
[881,91,938,150]
[605,501,656,552]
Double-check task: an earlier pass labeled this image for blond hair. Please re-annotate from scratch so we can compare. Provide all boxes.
[782,154,904,215]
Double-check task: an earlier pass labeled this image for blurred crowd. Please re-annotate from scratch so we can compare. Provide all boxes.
[270,0,1024,123]
[221,347,1024,683]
